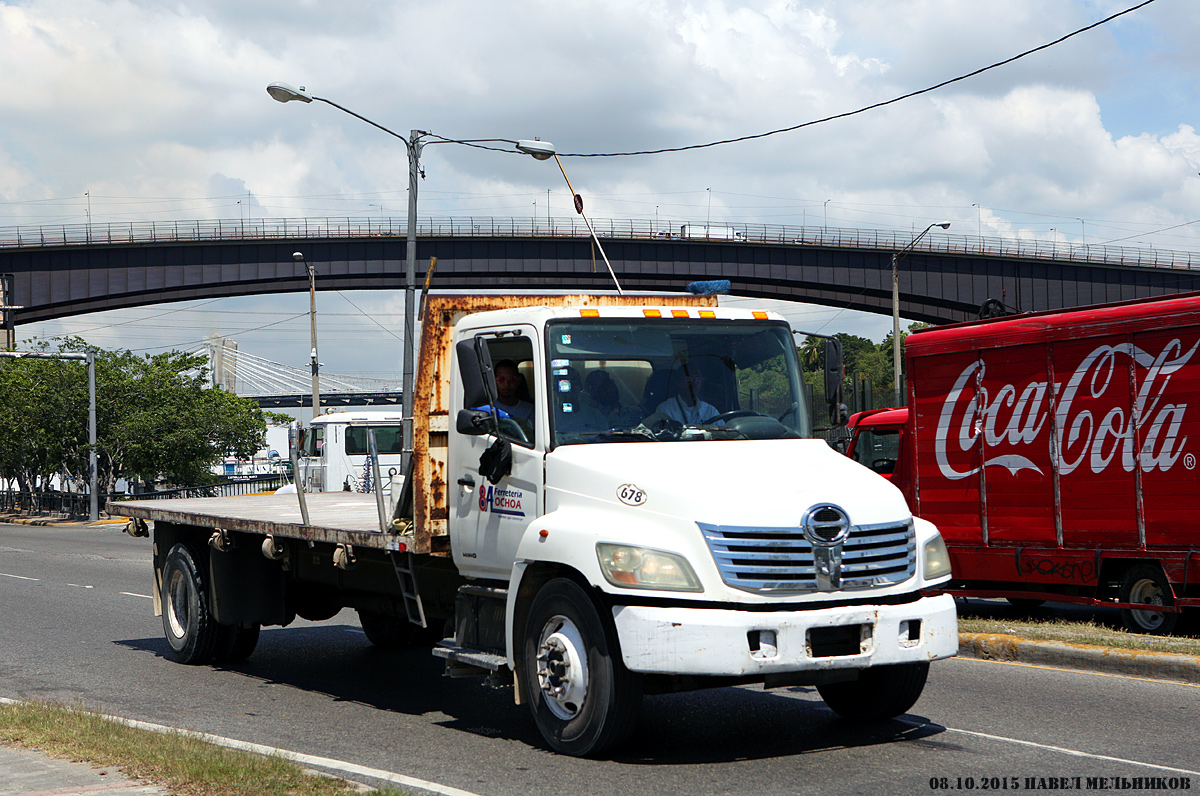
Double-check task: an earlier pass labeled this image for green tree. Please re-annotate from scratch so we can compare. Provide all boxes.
[0,338,277,497]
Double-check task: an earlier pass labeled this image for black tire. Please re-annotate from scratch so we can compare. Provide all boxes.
[817,661,929,721]
[521,578,642,757]
[357,610,432,649]
[1005,597,1045,611]
[214,623,260,663]
[1119,565,1178,635]
[161,542,221,665]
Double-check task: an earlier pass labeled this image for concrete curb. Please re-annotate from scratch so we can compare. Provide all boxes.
[957,631,1200,684]
[0,513,125,526]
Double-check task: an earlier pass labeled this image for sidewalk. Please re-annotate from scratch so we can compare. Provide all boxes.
[0,745,168,795]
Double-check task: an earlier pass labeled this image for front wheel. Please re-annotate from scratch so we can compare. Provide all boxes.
[1119,565,1178,635]
[817,662,929,721]
[521,578,642,757]
[161,542,221,665]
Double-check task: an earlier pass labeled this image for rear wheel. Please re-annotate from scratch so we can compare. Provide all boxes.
[215,623,260,663]
[161,542,220,665]
[1119,565,1178,635]
[521,578,642,757]
[817,662,929,721]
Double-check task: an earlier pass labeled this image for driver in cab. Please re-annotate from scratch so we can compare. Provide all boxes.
[655,367,719,425]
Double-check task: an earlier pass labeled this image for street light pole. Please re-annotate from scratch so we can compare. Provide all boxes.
[296,252,320,420]
[266,81,553,473]
[892,222,950,406]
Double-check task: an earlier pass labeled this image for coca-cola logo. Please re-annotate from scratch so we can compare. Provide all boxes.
[934,339,1197,481]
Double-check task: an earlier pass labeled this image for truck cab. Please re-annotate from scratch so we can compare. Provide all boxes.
[295,409,404,493]
[441,302,956,753]
[844,407,910,497]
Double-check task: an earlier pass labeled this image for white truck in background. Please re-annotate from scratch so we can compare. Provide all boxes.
[111,294,957,757]
[293,409,405,493]
[679,224,745,241]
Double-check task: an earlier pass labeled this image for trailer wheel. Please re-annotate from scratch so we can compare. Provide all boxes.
[521,578,642,757]
[161,542,221,665]
[817,661,929,721]
[215,624,260,663]
[357,610,433,649]
[1119,565,1178,635]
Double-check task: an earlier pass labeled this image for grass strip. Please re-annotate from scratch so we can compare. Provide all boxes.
[957,616,1200,657]
[0,700,405,796]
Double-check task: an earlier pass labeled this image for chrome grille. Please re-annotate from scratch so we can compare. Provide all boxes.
[698,518,916,594]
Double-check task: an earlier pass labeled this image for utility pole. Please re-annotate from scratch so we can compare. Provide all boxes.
[0,274,16,351]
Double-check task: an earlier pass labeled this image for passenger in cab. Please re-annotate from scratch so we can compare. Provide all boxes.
[583,370,641,429]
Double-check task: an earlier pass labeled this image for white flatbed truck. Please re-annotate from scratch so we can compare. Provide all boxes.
[110,294,958,756]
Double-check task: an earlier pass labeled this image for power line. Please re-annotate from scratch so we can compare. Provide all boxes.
[549,0,1159,158]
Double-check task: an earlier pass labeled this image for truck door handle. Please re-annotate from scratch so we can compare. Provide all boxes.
[457,475,476,487]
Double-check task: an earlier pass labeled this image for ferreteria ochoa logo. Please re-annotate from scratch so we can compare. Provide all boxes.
[479,485,525,517]
[933,338,1197,481]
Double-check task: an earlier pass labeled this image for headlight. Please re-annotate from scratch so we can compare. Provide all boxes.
[596,544,703,592]
[923,533,952,581]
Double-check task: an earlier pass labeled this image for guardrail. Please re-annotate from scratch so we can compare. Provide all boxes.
[2,216,1198,272]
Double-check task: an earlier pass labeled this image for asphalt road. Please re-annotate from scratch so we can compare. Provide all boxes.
[2,522,1198,796]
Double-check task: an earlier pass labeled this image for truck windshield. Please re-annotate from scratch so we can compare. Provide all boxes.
[546,319,810,446]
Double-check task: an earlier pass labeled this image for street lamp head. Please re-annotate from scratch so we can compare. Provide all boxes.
[516,139,557,160]
[267,82,313,103]
[293,251,305,261]
[935,223,951,229]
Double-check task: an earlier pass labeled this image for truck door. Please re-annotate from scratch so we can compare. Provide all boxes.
[449,327,544,580]
[976,345,1057,547]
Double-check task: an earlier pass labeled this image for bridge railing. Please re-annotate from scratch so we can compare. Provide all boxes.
[2,216,1198,272]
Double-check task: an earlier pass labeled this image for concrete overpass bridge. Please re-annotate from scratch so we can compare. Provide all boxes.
[3,216,1200,329]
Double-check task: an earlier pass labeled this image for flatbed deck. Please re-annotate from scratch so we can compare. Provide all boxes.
[108,493,403,549]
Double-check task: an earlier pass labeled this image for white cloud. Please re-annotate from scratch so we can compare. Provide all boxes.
[4,0,1199,371]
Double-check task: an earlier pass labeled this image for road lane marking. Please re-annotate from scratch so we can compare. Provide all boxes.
[934,723,1200,777]
[69,583,94,589]
[0,697,486,796]
[0,572,39,581]
[120,592,153,599]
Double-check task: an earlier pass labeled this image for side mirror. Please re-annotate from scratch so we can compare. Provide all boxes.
[288,421,307,456]
[456,408,492,436]
[456,338,498,408]
[823,337,844,406]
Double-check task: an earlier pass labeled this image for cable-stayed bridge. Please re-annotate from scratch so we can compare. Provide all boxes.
[199,337,400,408]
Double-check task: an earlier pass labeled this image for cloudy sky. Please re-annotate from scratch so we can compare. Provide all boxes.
[3,0,1198,394]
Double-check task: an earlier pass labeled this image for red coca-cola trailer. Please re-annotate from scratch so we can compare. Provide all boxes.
[845,291,1200,634]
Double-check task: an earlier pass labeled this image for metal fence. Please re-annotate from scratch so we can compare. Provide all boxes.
[0,489,98,518]
[1,474,287,518]
[2,216,1198,272]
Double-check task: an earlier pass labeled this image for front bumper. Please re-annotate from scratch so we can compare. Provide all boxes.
[612,593,958,676]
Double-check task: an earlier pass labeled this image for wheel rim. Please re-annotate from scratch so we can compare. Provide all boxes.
[1128,577,1167,630]
[165,567,190,640]
[535,614,589,721]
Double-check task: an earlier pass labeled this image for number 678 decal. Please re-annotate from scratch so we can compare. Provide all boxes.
[617,484,647,506]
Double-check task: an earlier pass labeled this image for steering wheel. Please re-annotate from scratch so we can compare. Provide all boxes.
[496,416,531,445]
[777,403,799,423]
[705,409,761,425]
[872,458,896,473]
